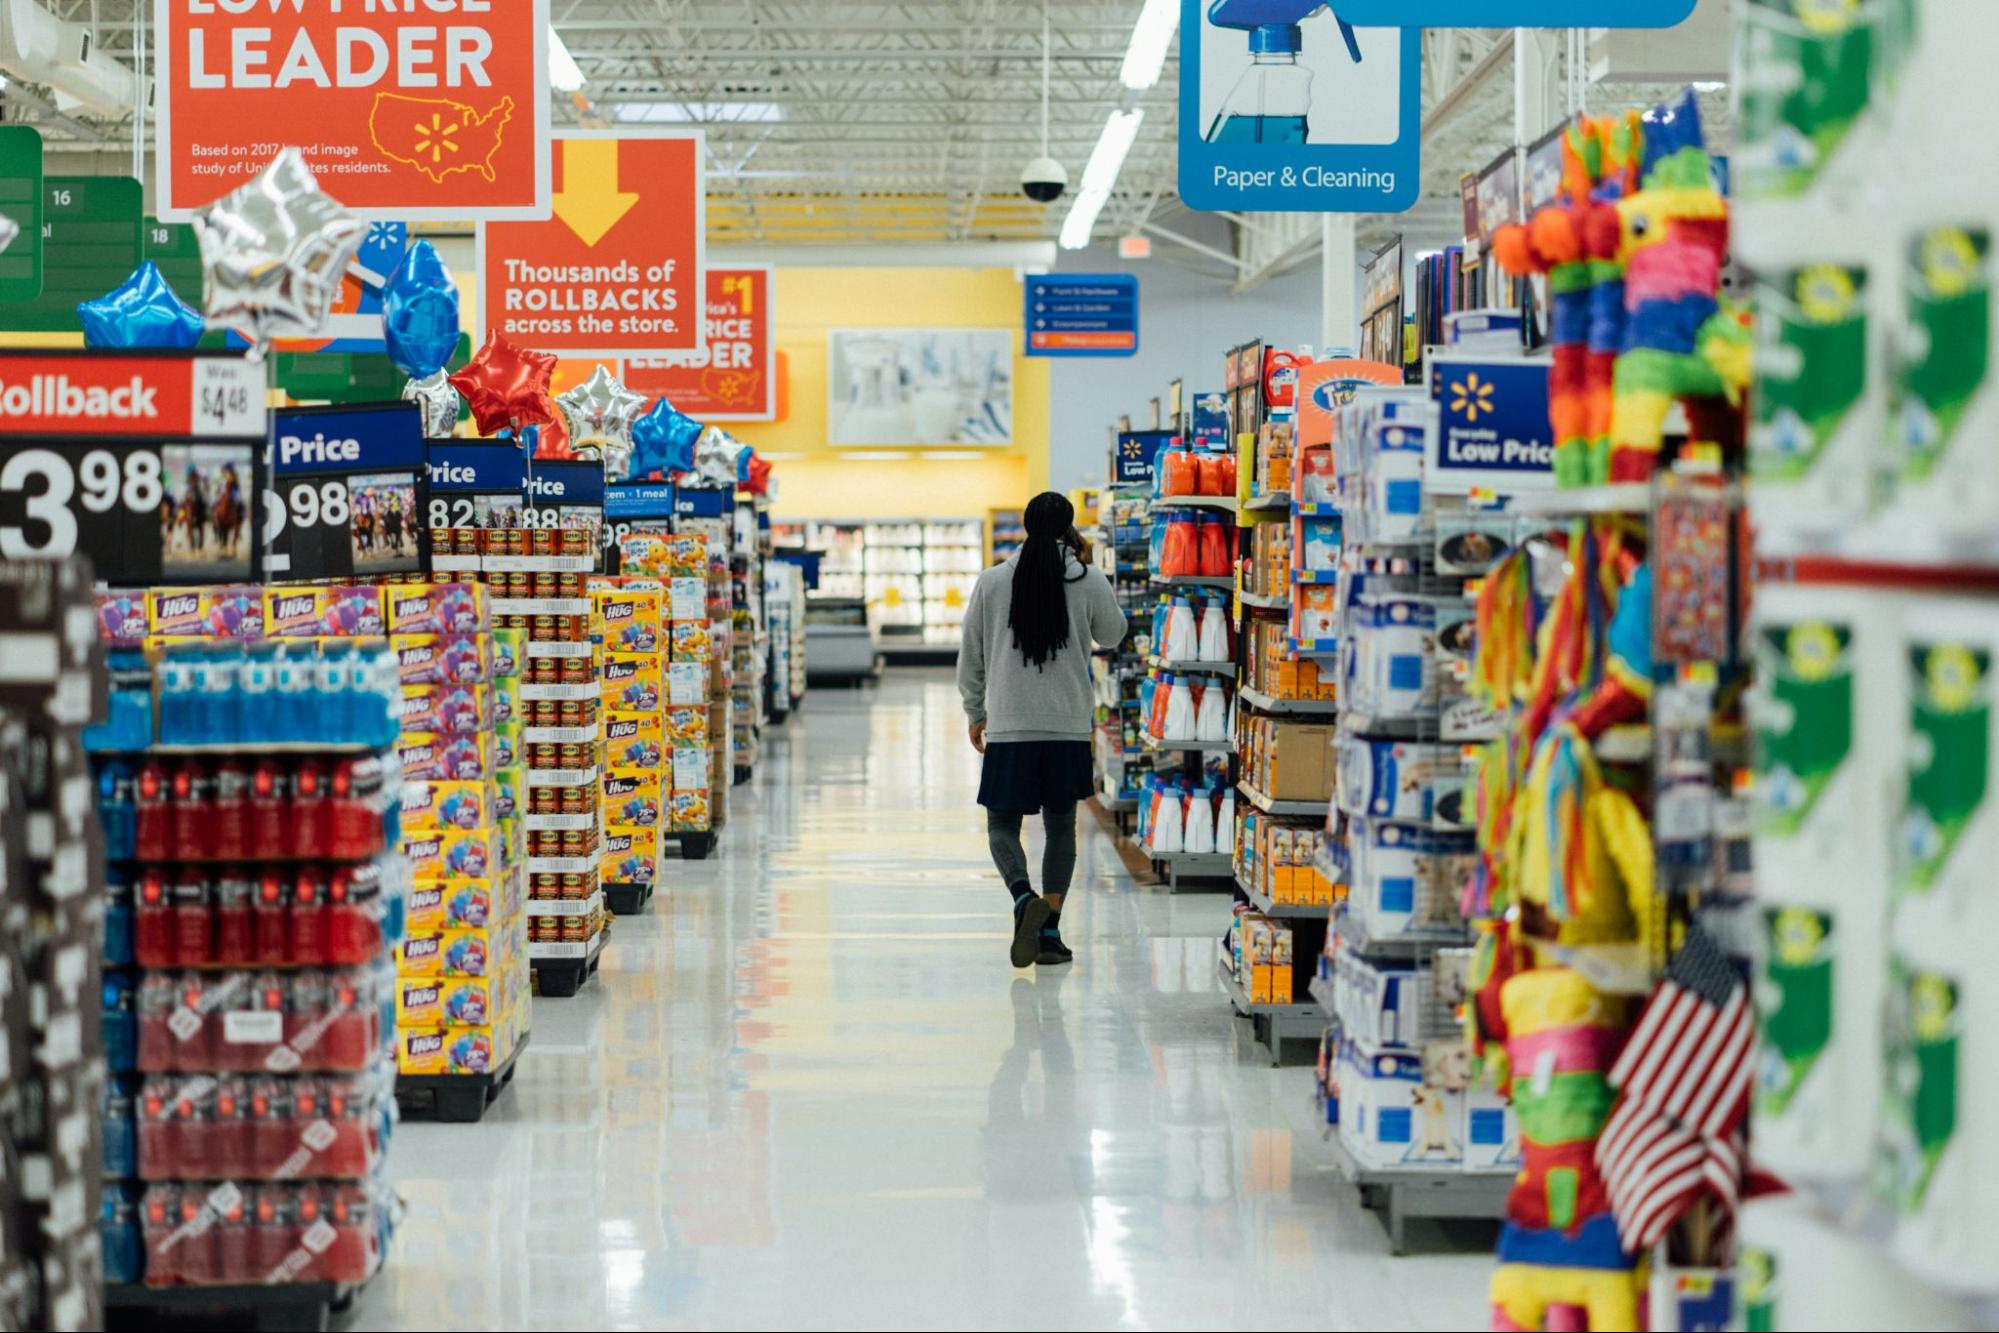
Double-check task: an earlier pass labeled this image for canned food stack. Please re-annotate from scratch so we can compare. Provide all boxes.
[591,583,666,913]
[465,524,610,996]
[91,584,404,1298]
[622,529,721,854]
[0,559,110,1331]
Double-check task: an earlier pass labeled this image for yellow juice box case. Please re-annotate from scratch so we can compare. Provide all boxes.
[399,779,491,833]
[604,711,665,768]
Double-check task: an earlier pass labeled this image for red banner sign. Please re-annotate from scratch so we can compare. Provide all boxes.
[623,266,775,420]
[155,0,552,220]
[0,351,263,438]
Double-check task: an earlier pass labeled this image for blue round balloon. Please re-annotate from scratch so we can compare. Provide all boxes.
[630,398,704,479]
[382,239,461,379]
[77,261,204,349]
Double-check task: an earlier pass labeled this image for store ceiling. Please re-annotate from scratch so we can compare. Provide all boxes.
[18,1,1728,270]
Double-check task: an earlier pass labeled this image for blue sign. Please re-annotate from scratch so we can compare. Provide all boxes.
[271,403,425,475]
[674,485,731,518]
[1425,355,1555,495]
[1024,274,1139,358]
[1116,429,1174,485]
[526,461,605,510]
[1191,391,1229,449]
[606,482,677,520]
[426,444,526,495]
[1180,6,1421,214]
[1330,0,1693,24]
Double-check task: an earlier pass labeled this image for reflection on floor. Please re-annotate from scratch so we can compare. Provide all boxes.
[357,670,1492,1331]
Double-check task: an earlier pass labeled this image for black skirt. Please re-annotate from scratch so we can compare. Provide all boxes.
[977,740,1094,814]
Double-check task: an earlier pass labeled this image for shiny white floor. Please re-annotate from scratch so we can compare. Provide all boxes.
[357,671,1492,1331]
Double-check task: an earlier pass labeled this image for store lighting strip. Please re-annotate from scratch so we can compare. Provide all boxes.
[549,25,586,92]
[1062,0,1178,251]
[1119,0,1178,90]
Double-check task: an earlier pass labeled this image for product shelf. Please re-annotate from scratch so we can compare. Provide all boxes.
[1237,590,1289,610]
[523,765,599,788]
[1507,483,1651,516]
[518,682,598,702]
[106,1278,369,1327]
[394,1029,529,1124]
[1241,492,1291,513]
[1236,780,1327,818]
[1238,685,1339,717]
[1237,874,1334,920]
[1146,656,1237,674]
[1150,574,1235,590]
[523,811,597,832]
[1155,494,1238,513]
[1333,912,1470,960]
[1139,734,1234,756]
[529,926,606,998]
[1292,568,1340,584]
[1324,1125,1513,1256]
[525,641,594,660]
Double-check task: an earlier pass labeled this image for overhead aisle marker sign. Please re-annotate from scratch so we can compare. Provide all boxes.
[1025,275,1140,357]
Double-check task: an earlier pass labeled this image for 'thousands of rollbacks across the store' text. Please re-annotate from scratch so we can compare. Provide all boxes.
[1210,165,1399,194]
[498,259,684,339]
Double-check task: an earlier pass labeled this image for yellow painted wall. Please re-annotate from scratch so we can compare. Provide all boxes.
[728,267,1047,522]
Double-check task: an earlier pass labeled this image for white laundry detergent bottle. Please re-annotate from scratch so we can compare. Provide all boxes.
[1164,595,1199,661]
[1215,789,1236,854]
[1184,788,1216,854]
[1195,680,1229,742]
[1151,784,1185,854]
[1162,674,1196,741]
[1197,598,1230,661]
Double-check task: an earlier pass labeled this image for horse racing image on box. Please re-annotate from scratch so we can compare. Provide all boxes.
[160,444,252,581]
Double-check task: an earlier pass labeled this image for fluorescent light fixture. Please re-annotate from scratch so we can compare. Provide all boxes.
[612,101,786,124]
[1060,187,1111,251]
[548,25,586,92]
[1082,108,1144,193]
[839,450,916,462]
[920,451,989,462]
[1120,0,1179,90]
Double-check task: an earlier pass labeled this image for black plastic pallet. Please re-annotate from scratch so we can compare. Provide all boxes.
[732,764,753,787]
[605,880,651,916]
[531,943,604,998]
[106,1277,357,1331]
[393,1031,528,1124]
[662,829,716,860]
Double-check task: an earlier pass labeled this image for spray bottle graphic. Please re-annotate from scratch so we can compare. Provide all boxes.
[1203,1,1363,145]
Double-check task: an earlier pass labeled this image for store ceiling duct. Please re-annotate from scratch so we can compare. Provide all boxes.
[0,0,146,117]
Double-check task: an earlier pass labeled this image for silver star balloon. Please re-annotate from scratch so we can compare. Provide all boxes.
[555,365,647,471]
[194,148,367,353]
[692,426,747,487]
[0,214,16,255]
[402,371,463,438]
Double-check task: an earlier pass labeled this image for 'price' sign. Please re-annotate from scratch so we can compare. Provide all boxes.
[0,351,266,585]
[266,403,427,581]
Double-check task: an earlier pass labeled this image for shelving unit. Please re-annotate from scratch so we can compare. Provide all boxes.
[1236,781,1326,817]
[1236,685,1338,717]
[803,517,982,662]
[1218,952,1325,1066]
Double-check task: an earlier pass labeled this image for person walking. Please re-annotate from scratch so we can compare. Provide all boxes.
[958,491,1127,967]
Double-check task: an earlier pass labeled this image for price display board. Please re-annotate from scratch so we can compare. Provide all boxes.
[267,403,427,581]
[0,350,266,585]
[425,443,526,536]
[604,481,675,571]
[525,460,607,567]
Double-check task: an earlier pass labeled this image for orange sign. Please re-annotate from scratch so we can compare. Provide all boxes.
[154,0,551,221]
[479,132,706,358]
[623,266,775,421]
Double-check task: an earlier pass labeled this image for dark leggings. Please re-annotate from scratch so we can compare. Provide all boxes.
[986,802,1078,899]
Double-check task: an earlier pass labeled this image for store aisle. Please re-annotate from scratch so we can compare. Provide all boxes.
[358,672,1488,1332]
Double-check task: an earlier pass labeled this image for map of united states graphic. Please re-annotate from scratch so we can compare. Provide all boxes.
[369,93,515,184]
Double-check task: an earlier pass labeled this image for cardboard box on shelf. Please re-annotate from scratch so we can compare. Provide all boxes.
[395,973,508,1029]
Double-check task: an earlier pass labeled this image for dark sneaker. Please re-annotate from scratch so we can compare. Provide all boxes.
[1037,927,1073,966]
[1010,896,1051,968]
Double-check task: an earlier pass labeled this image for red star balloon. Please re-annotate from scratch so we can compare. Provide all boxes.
[744,451,773,495]
[450,330,558,437]
[532,417,575,460]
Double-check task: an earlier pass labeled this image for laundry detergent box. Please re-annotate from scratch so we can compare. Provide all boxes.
[385,581,487,635]
[602,768,663,828]
[397,923,499,978]
[399,682,495,735]
[601,653,663,711]
[398,729,495,782]
[391,632,491,686]
[401,824,503,881]
[399,779,492,833]
[404,879,496,932]
[605,711,665,769]
[264,585,384,638]
[600,825,661,886]
[395,973,506,1029]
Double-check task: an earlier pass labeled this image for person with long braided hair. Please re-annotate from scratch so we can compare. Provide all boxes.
[958,491,1127,967]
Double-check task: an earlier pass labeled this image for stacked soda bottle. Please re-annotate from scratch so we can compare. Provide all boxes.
[93,585,403,1291]
[387,579,529,1078]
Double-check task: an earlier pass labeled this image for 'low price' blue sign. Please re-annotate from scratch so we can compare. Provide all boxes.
[1025,274,1139,358]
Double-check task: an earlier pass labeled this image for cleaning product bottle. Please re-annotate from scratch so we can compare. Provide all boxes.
[1203,2,1362,146]
[1164,595,1199,662]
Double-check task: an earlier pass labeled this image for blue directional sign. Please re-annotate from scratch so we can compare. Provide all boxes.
[1025,274,1139,358]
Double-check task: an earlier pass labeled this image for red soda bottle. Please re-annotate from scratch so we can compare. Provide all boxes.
[171,869,214,969]
[211,1077,251,1180]
[328,757,381,859]
[136,1076,181,1180]
[292,1188,325,1283]
[287,971,330,1069]
[216,1190,253,1283]
[135,760,173,862]
[253,869,290,966]
[320,1075,369,1178]
[171,761,215,861]
[288,866,328,967]
[141,1186,180,1285]
[137,973,179,1071]
[250,1186,296,1283]
[134,868,174,968]
[176,1076,217,1179]
[289,1076,324,1176]
[292,760,329,859]
[248,760,289,861]
[177,974,215,1073]
[322,1184,374,1282]
[245,973,289,1075]
[174,1186,220,1285]
[324,864,383,966]
[320,970,371,1071]
[211,760,250,861]
[213,871,254,968]
[248,1077,292,1179]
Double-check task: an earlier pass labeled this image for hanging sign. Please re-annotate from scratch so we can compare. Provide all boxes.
[1024,274,1140,357]
[479,131,706,357]
[624,265,774,419]
[1424,354,1556,495]
[266,403,427,581]
[154,0,551,221]
[0,127,45,304]
[1115,430,1174,485]
[673,485,730,518]
[1179,7,1420,213]
[425,443,526,533]
[523,460,605,533]
[0,350,265,585]
[1,176,144,334]
[1330,0,1693,23]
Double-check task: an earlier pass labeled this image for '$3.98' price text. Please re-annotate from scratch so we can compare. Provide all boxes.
[0,448,163,558]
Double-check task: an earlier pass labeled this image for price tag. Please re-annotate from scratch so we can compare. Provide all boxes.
[222,1010,284,1045]
[425,443,527,544]
[265,403,425,581]
[192,359,264,436]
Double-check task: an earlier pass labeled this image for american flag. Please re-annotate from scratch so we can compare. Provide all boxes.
[1594,922,1754,1253]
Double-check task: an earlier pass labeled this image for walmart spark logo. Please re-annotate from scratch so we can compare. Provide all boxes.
[1450,372,1495,422]
[1122,439,1143,459]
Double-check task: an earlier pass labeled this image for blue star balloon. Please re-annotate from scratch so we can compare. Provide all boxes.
[77,261,204,349]
[381,239,461,379]
[630,398,704,479]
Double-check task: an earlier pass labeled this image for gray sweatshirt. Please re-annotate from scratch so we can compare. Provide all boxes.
[958,554,1127,742]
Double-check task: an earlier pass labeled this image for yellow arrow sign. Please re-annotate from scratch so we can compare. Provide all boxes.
[551,138,639,247]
